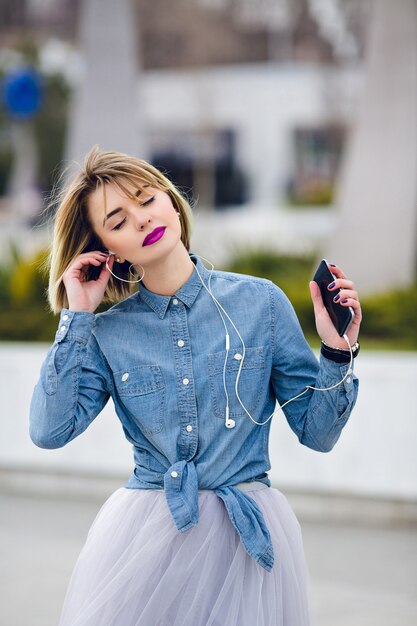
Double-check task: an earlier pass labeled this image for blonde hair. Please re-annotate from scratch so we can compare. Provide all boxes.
[44,146,194,314]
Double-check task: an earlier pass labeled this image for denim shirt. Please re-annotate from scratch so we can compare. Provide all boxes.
[29,252,359,572]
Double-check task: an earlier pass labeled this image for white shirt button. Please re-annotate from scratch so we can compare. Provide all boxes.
[234,353,243,360]
[177,339,185,348]
[173,298,179,305]
[183,378,189,385]
[121,373,129,382]
[346,377,351,383]
[60,326,66,332]
[171,471,178,478]
[186,424,193,432]
[62,315,69,321]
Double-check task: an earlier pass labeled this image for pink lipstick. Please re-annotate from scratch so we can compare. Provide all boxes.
[142,227,166,247]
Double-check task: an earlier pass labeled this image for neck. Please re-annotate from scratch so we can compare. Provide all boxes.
[140,246,195,296]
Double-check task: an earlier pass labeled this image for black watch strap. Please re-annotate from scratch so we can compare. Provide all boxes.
[320,341,360,364]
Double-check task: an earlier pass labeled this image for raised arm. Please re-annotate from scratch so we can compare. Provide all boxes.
[29,250,115,448]
[268,281,359,452]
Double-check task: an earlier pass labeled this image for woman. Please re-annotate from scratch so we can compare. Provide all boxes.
[30,146,361,626]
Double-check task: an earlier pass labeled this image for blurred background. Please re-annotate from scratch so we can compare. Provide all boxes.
[0,1,416,625]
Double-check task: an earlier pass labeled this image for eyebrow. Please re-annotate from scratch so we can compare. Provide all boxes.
[102,186,150,226]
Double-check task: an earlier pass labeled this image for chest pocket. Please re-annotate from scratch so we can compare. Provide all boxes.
[208,346,265,419]
[113,365,165,436]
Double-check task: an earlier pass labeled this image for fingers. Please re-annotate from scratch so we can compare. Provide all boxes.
[67,251,109,272]
[97,254,114,280]
[327,263,347,280]
[340,296,362,326]
[63,251,111,286]
[327,275,359,302]
[323,266,362,321]
[78,251,109,264]
[335,293,361,309]
[327,277,354,291]
[330,287,359,302]
[331,288,362,324]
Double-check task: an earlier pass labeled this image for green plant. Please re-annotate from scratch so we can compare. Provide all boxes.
[225,248,417,350]
[226,246,315,287]
[9,247,49,306]
[0,246,416,347]
[0,244,120,342]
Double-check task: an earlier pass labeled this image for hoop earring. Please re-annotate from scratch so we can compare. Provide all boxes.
[106,256,145,284]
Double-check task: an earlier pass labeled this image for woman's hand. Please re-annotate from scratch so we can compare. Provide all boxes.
[62,251,114,313]
[308,264,362,350]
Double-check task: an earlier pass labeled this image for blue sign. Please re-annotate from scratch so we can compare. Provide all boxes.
[2,68,43,119]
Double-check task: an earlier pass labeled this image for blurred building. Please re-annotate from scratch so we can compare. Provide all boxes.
[0,0,369,194]
[0,0,369,67]
[0,0,369,195]
[2,0,414,294]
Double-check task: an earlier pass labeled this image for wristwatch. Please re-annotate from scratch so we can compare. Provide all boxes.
[320,340,360,363]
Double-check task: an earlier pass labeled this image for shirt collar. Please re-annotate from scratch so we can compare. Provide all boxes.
[138,252,212,319]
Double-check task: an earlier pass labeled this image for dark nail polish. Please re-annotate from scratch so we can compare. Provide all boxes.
[333,294,340,302]
[328,282,335,290]
[341,298,348,303]
[329,264,336,267]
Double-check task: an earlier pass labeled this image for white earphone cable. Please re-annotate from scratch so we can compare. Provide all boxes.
[191,253,353,428]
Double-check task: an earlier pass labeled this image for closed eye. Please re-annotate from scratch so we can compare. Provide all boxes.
[112,218,126,231]
[140,196,154,206]
[111,196,154,230]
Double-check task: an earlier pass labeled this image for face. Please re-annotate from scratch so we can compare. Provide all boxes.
[87,180,182,266]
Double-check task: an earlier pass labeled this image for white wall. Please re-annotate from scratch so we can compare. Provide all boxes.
[142,63,364,206]
[1,343,416,501]
[1,63,364,274]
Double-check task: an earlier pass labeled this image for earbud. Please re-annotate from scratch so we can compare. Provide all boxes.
[107,250,122,263]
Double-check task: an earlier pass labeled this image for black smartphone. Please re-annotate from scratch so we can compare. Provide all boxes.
[312,259,354,337]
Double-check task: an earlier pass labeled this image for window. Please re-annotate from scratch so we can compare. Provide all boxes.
[286,124,346,206]
[149,128,248,209]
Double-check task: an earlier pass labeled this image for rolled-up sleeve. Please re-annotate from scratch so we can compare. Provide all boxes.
[29,309,112,449]
[268,282,359,452]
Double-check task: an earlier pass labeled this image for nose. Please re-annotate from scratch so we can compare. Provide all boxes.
[135,214,151,230]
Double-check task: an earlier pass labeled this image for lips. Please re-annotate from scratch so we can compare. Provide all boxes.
[142,227,166,247]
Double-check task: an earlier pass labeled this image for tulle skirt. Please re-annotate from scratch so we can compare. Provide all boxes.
[59,484,313,626]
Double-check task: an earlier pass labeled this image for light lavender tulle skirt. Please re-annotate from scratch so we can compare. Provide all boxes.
[59,483,313,626]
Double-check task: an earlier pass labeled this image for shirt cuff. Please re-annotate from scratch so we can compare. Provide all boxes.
[54,308,95,344]
[319,352,356,395]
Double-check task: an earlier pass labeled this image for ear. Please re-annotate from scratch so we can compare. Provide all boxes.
[108,250,125,263]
